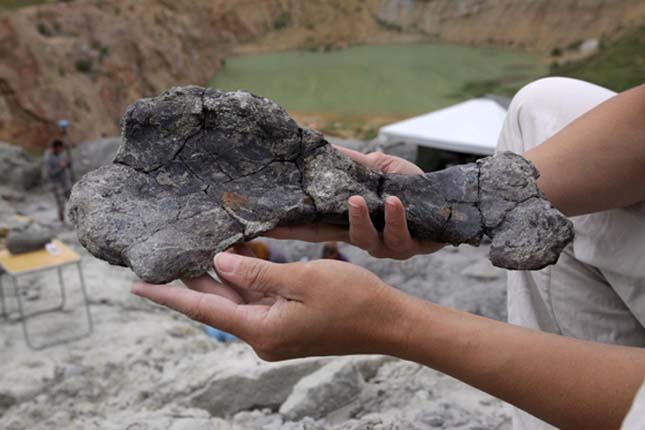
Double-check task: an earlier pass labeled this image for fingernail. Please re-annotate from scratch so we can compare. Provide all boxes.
[348,197,360,209]
[386,196,399,207]
[215,252,241,274]
[131,283,144,295]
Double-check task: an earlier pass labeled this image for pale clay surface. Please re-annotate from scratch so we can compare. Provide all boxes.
[2,152,513,429]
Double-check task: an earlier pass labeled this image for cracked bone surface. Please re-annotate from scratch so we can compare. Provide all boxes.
[69,86,574,284]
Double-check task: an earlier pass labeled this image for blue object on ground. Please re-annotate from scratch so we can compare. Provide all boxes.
[206,326,237,342]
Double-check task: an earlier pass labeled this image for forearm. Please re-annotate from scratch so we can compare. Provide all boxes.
[524,84,645,216]
[388,298,645,429]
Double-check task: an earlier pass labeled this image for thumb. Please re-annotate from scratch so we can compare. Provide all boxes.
[214,252,298,298]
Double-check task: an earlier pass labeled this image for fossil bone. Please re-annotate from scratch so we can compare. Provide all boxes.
[69,86,574,283]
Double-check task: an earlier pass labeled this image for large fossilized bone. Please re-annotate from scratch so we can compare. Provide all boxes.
[69,87,573,283]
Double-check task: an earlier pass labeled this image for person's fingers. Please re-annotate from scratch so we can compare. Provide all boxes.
[334,145,423,176]
[131,283,248,334]
[216,247,272,303]
[333,145,375,167]
[214,253,302,300]
[348,196,380,253]
[182,274,245,304]
[184,272,278,313]
[335,145,400,174]
[265,224,349,243]
[383,196,415,254]
[364,152,423,175]
[419,241,447,254]
[387,158,424,175]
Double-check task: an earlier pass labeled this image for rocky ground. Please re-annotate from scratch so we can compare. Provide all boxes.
[0,139,512,430]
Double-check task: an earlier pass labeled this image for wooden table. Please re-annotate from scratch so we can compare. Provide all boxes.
[0,240,93,349]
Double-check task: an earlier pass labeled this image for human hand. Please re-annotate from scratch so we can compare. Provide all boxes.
[131,252,415,360]
[268,145,444,259]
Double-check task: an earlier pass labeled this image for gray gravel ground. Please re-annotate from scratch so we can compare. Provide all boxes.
[0,140,512,430]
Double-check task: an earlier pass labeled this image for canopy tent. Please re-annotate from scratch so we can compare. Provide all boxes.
[376,96,510,156]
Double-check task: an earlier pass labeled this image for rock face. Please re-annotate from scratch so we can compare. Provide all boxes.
[376,0,645,52]
[189,357,331,417]
[0,0,292,150]
[0,141,40,190]
[279,356,391,421]
[2,0,644,150]
[69,86,573,284]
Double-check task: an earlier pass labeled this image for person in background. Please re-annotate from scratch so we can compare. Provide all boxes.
[321,242,348,262]
[43,139,72,223]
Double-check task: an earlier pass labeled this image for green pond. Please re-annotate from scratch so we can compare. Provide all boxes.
[210,43,547,116]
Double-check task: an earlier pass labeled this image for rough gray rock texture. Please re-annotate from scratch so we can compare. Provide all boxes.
[69,86,573,283]
[279,356,391,421]
[0,141,41,190]
[7,224,53,254]
[189,357,331,417]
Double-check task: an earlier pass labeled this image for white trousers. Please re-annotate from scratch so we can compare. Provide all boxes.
[497,77,645,430]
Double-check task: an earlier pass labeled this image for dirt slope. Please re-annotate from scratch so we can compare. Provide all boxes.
[0,0,289,149]
[375,0,645,52]
[1,0,643,149]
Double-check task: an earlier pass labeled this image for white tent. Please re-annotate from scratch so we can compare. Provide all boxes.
[377,97,510,156]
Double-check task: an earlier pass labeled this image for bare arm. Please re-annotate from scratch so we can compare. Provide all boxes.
[399,299,645,430]
[133,254,645,430]
[382,85,645,426]
[526,84,645,216]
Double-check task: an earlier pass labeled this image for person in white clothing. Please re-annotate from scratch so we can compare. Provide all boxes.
[133,78,645,430]
[499,77,645,429]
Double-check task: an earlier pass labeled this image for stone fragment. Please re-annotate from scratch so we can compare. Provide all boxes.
[69,86,574,283]
[280,356,391,421]
[7,223,53,254]
[189,357,330,417]
[0,141,41,190]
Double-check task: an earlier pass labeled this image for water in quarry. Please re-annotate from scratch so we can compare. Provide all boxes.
[210,42,547,117]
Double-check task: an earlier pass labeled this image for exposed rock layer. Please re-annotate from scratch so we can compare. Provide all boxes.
[0,141,40,190]
[376,0,645,51]
[2,0,644,149]
[69,87,573,283]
